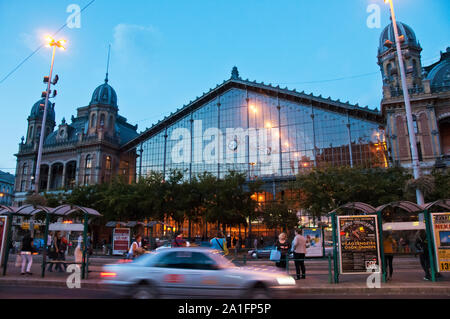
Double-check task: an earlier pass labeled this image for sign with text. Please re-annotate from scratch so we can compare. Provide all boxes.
[0,216,8,267]
[113,228,130,256]
[431,213,450,272]
[303,228,324,258]
[338,215,381,274]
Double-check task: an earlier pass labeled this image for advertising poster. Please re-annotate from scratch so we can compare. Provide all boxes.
[431,213,450,272]
[113,228,130,256]
[337,215,381,274]
[0,216,8,267]
[303,228,324,258]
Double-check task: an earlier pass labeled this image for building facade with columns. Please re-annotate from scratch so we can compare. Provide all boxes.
[379,22,450,172]
[13,78,138,206]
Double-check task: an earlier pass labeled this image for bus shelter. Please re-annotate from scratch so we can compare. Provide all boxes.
[0,204,101,279]
[328,200,450,284]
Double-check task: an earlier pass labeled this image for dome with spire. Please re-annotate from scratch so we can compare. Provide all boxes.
[90,80,118,108]
[29,98,55,122]
[379,21,420,55]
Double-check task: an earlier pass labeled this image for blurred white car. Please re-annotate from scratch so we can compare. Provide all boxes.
[102,248,296,299]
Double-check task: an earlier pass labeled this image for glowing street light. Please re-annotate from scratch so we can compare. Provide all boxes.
[383,0,424,205]
[34,36,67,194]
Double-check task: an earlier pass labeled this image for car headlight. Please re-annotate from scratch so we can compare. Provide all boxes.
[276,276,296,286]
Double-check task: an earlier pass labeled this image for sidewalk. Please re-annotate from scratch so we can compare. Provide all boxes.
[1,254,449,296]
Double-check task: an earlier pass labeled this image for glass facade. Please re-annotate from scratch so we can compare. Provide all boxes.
[137,87,387,181]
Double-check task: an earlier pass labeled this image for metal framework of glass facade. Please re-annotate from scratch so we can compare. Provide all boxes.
[134,84,387,182]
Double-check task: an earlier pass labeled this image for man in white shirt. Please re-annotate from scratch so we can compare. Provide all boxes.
[292,228,307,280]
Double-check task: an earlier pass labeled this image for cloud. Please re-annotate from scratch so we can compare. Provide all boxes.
[112,24,161,64]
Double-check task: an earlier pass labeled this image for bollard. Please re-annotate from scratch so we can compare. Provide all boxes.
[243,253,247,265]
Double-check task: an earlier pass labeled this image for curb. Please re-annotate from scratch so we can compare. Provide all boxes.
[2,278,450,295]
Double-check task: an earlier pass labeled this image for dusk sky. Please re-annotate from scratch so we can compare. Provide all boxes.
[0,0,449,175]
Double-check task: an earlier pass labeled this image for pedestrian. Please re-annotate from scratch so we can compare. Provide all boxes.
[415,230,432,280]
[232,236,237,248]
[383,232,397,281]
[226,234,231,249]
[259,236,264,247]
[275,233,291,269]
[210,231,229,255]
[171,231,186,248]
[54,232,68,272]
[20,232,34,276]
[253,237,258,250]
[292,228,307,279]
[127,234,143,259]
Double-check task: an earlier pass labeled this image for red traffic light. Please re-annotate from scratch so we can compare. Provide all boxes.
[43,76,49,83]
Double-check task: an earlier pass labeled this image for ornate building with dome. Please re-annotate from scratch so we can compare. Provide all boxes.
[379,22,450,171]
[13,76,139,206]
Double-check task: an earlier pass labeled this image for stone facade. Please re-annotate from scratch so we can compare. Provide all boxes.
[379,22,450,172]
[13,78,138,206]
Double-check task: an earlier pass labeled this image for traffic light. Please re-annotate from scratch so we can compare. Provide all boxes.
[41,91,48,98]
[52,74,59,85]
[43,76,49,83]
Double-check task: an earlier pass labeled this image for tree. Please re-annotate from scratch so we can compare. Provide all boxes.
[290,167,411,219]
[261,201,299,233]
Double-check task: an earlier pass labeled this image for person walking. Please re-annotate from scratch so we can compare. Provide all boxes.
[275,233,291,269]
[20,232,34,276]
[383,232,397,281]
[415,230,432,281]
[292,228,307,280]
[210,231,229,255]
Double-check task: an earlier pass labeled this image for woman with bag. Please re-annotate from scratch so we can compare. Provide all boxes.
[274,233,291,269]
[210,231,229,256]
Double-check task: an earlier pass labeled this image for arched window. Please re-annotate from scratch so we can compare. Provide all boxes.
[22,163,28,176]
[36,126,41,139]
[28,126,34,140]
[85,155,92,169]
[100,114,105,127]
[105,156,112,171]
[91,113,97,128]
[413,115,419,134]
[84,154,92,185]
[109,115,114,130]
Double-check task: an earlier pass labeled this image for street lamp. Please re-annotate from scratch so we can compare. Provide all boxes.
[384,0,424,205]
[34,36,66,194]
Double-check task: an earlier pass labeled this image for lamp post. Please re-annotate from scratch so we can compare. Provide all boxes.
[34,36,66,194]
[384,0,424,205]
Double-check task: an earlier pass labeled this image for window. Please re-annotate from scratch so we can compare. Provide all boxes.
[22,163,28,176]
[413,115,419,134]
[84,155,92,185]
[154,251,218,270]
[91,114,97,128]
[28,126,34,140]
[106,156,112,170]
[85,155,92,169]
[109,115,114,129]
[100,114,105,127]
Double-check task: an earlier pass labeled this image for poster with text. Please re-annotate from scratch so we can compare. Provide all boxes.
[303,228,324,257]
[338,215,381,274]
[431,213,450,272]
[113,228,130,256]
[0,216,8,267]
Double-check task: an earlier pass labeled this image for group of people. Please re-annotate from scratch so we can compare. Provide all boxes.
[383,230,437,281]
[274,229,307,280]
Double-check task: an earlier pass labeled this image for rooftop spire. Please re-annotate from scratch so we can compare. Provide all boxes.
[231,66,240,80]
[105,44,111,83]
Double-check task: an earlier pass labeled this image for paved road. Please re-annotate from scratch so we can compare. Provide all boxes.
[1,285,449,299]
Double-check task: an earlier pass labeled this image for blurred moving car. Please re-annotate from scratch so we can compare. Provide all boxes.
[102,248,296,299]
